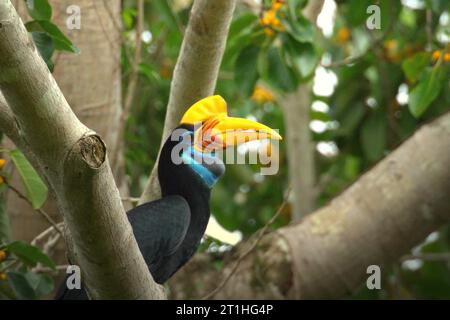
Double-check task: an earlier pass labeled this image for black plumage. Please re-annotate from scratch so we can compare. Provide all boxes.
[56,94,281,299]
[57,125,224,299]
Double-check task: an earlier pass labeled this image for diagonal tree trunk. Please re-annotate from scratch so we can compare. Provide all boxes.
[5,0,124,270]
[0,0,162,299]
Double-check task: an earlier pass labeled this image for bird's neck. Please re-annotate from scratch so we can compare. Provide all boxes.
[158,134,213,255]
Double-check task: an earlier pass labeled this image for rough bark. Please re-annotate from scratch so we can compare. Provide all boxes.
[0,0,163,299]
[169,112,450,299]
[281,0,324,220]
[282,85,316,220]
[139,0,237,204]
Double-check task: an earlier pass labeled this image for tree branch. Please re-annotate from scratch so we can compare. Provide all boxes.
[0,92,21,146]
[0,0,164,299]
[169,112,450,299]
[281,0,324,220]
[139,0,237,204]
[111,0,144,172]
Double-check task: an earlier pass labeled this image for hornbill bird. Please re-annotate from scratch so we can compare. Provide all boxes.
[57,95,281,299]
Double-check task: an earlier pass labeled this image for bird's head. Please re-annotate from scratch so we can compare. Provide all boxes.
[159,95,282,191]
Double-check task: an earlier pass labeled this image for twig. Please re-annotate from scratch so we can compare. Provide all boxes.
[323,11,394,69]
[31,223,64,247]
[202,187,291,300]
[426,9,432,49]
[6,182,63,237]
[111,0,144,172]
[42,231,61,255]
[33,264,69,274]
[121,196,141,204]
[0,260,19,273]
[401,252,450,263]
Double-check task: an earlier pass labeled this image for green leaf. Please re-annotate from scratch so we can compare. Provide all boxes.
[31,32,54,71]
[224,30,264,67]
[287,0,308,17]
[6,271,37,300]
[264,47,297,92]
[409,67,445,118]
[24,272,54,297]
[122,8,136,30]
[0,199,11,243]
[7,241,56,269]
[283,35,319,79]
[229,13,258,40]
[9,150,48,209]
[25,20,79,54]
[153,0,181,35]
[360,112,387,161]
[0,198,11,242]
[345,0,372,26]
[402,52,431,83]
[138,63,161,83]
[336,103,366,137]
[25,0,52,21]
[311,111,331,122]
[281,14,314,43]
[235,45,260,97]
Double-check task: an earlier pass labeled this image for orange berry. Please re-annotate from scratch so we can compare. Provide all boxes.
[272,2,284,10]
[336,27,351,44]
[0,159,5,170]
[0,250,6,262]
[260,8,285,36]
[432,50,442,61]
[444,53,450,62]
[383,39,397,50]
[261,10,276,26]
[0,273,6,281]
[264,28,274,36]
[251,85,274,103]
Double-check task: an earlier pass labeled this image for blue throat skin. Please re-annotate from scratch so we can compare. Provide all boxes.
[181,146,220,189]
[150,125,226,283]
[177,130,223,189]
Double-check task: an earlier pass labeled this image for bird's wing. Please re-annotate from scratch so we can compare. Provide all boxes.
[127,195,190,268]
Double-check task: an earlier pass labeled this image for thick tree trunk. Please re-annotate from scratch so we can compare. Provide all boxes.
[169,112,450,299]
[5,0,124,269]
[0,0,163,299]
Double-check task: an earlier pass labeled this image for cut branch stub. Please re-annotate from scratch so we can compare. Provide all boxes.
[79,135,106,169]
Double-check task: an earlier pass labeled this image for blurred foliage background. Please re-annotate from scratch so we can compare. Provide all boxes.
[120,0,450,299]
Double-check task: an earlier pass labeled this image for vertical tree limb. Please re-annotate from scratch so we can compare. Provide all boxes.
[282,85,316,220]
[281,0,324,220]
[139,0,237,204]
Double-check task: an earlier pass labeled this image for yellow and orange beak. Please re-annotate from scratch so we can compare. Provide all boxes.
[180,95,282,152]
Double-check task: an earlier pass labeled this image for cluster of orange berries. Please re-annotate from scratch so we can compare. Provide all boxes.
[431,49,450,63]
[0,249,7,281]
[251,85,275,103]
[260,0,286,36]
